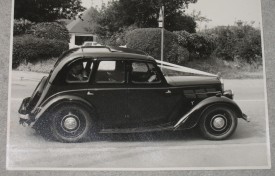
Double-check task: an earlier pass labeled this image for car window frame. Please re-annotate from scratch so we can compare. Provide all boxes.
[129,60,163,85]
[93,58,127,85]
[65,57,94,84]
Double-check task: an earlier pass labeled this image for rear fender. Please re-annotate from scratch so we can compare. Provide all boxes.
[174,96,243,130]
[32,95,96,126]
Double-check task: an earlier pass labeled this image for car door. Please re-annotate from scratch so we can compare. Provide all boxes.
[127,61,183,127]
[86,59,128,128]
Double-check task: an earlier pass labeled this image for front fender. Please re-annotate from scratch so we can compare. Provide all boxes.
[32,95,95,125]
[174,96,243,129]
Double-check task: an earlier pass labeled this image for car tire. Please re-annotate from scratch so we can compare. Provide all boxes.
[199,105,238,140]
[50,104,92,143]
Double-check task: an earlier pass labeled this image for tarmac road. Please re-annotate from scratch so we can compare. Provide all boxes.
[6,71,270,170]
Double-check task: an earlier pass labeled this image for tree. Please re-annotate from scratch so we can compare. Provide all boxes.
[14,0,86,22]
[114,0,197,28]
[189,10,211,23]
[166,13,196,33]
[88,0,197,38]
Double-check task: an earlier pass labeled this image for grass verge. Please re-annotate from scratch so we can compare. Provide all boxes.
[16,58,58,73]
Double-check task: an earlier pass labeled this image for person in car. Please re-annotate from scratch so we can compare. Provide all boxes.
[67,62,88,81]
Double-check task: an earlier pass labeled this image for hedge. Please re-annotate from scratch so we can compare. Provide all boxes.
[174,31,216,60]
[13,35,68,68]
[31,22,70,42]
[126,28,188,64]
[13,19,32,36]
[206,25,262,63]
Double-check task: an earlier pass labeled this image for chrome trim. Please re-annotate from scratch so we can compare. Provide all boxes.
[184,91,221,95]
[174,110,193,129]
[241,113,250,122]
[19,114,29,120]
[62,114,80,131]
[87,91,94,96]
[210,115,227,131]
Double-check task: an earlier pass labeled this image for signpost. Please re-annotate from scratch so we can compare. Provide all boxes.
[158,6,164,69]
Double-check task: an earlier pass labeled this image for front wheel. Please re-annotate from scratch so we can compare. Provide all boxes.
[50,104,92,143]
[199,105,238,140]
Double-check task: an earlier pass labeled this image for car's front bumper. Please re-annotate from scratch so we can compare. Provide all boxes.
[222,90,250,122]
[241,113,250,122]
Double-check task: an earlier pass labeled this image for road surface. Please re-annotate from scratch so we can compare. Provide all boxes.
[6,71,270,170]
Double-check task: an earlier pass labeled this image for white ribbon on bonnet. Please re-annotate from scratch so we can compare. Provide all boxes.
[155,60,217,77]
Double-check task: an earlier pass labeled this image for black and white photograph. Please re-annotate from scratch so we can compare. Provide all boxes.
[6,0,271,170]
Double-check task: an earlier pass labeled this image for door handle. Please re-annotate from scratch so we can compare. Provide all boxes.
[87,91,94,96]
[165,90,171,94]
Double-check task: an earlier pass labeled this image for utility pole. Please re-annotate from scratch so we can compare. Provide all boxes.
[158,6,164,69]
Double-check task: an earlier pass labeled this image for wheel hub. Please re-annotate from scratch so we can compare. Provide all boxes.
[63,116,78,130]
[212,116,226,129]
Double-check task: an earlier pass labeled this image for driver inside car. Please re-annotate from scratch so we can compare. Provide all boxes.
[67,62,88,81]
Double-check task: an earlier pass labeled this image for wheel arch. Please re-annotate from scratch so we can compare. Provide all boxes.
[32,95,97,129]
[174,96,243,130]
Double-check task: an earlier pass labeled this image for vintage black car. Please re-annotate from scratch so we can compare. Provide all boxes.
[18,46,249,142]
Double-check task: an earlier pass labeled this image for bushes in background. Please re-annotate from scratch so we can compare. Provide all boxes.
[97,25,138,47]
[125,28,217,65]
[173,23,262,64]
[186,33,216,59]
[206,24,262,63]
[13,21,69,42]
[12,20,70,68]
[13,19,33,35]
[13,35,68,68]
[126,28,189,64]
[31,22,70,42]
[174,31,216,60]
[125,28,216,65]
[13,18,261,72]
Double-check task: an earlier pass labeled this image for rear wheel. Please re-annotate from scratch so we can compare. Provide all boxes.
[50,104,92,142]
[199,105,238,140]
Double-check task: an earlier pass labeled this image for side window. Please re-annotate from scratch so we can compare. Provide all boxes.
[132,62,148,72]
[95,60,125,83]
[66,60,93,83]
[131,62,161,83]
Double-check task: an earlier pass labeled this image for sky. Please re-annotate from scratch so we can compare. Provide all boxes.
[81,0,262,29]
[185,0,262,29]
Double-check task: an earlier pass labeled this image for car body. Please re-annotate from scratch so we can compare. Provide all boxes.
[18,46,249,142]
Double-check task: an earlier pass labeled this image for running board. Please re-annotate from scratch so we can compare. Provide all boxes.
[99,124,174,134]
